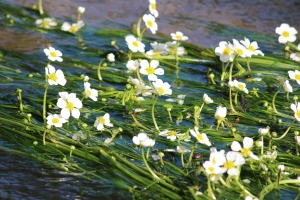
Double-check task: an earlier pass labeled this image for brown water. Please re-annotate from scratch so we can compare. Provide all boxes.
[6,0,300,50]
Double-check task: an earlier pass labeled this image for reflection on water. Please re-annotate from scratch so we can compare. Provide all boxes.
[8,0,300,48]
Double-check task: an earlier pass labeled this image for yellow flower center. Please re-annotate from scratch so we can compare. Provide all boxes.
[50,51,57,58]
[175,35,183,40]
[52,118,59,124]
[296,110,300,119]
[66,102,74,111]
[48,73,58,81]
[142,89,149,93]
[98,116,105,125]
[282,31,290,38]
[295,74,300,80]
[41,20,50,27]
[132,41,139,47]
[147,20,153,27]
[236,48,244,56]
[157,87,165,95]
[196,134,203,141]
[223,47,231,55]
[153,51,161,55]
[216,116,224,121]
[237,83,245,90]
[69,25,77,33]
[224,160,235,169]
[168,131,177,136]
[241,148,251,157]
[151,3,156,10]
[212,157,217,164]
[85,89,92,96]
[248,45,255,52]
[146,66,155,75]
[208,167,215,173]
[131,96,138,101]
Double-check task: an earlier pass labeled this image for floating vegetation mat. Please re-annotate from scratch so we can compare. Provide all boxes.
[1,1,300,199]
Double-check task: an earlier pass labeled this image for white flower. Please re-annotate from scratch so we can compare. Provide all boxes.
[291,102,300,121]
[288,70,300,85]
[135,84,152,97]
[139,59,164,81]
[149,0,158,18]
[295,136,300,146]
[146,42,168,56]
[275,23,298,44]
[190,127,211,146]
[78,6,85,14]
[240,37,264,57]
[166,95,186,105]
[203,161,226,175]
[35,18,57,28]
[171,31,188,41]
[215,41,235,62]
[232,39,249,58]
[57,92,83,119]
[45,65,66,86]
[165,41,185,55]
[94,113,113,130]
[228,80,249,94]
[46,114,67,127]
[107,53,115,62]
[126,60,139,71]
[143,14,158,34]
[245,196,258,200]
[278,164,285,171]
[209,147,226,166]
[176,146,191,153]
[84,76,89,82]
[203,93,213,104]
[83,82,98,101]
[231,137,259,160]
[215,106,227,122]
[283,80,293,92]
[290,53,300,62]
[132,133,155,147]
[125,35,145,53]
[159,130,184,141]
[258,127,269,136]
[152,79,172,96]
[223,151,245,176]
[44,47,63,62]
[61,20,85,33]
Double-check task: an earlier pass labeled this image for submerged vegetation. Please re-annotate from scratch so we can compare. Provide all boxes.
[1,0,300,199]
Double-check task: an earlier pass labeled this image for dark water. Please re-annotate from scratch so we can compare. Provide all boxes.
[1,0,300,199]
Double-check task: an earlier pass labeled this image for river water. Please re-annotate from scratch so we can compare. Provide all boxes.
[1,0,300,199]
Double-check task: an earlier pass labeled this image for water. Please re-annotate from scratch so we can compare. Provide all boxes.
[1,0,300,199]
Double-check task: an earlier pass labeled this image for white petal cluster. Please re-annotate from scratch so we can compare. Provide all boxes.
[158,130,184,141]
[190,127,211,146]
[143,14,158,34]
[61,20,85,33]
[107,53,115,62]
[57,92,83,119]
[149,0,158,18]
[275,23,297,44]
[94,113,113,130]
[231,137,259,160]
[44,47,63,62]
[291,102,300,121]
[45,65,66,86]
[126,60,139,71]
[46,113,67,127]
[166,94,186,105]
[125,35,145,53]
[288,70,300,85]
[152,79,172,96]
[215,106,227,122]
[139,59,164,81]
[283,80,293,93]
[203,94,213,104]
[132,133,155,147]
[83,82,98,101]
[171,31,188,41]
[35,18,57,28]
[228,79,249,94]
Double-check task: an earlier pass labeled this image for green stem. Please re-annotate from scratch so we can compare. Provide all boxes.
[194,103,204,127]
[228,61,234,82]
[272,119,294,141]
[246,58,251,73]
[187,140,198,167]
[167,110,172,122]
[43,82,49,125]
[38,0,43,15]
[43,130,47,145]
[234,175,257,199]
[296,138,299,156]
[207,177,216,200]
[229,87,236,113]
[142,147,160,179]
[260,136,264,155]
[175,41,179,67]
[180,152,185,168]
[97,58,106,81]
[136,9,148,39]
[286,92,290,102]
[151,94,160,131]
[234,91,238,105]
[272,89,280,114]
[259,179,300,200]
[16,89,23,113]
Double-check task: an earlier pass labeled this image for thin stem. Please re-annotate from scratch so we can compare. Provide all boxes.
[296,138,299,156]
[167,110,172,122]
[187,140,198,167]
[207,177,216,200]
[175,41,179,67]
[272,89,280,114]
[16,89,23,113]
[131,114,150,130]
[151,94,160,131]
[136,9,148,39]
[38,0,43,15]
[229,87,236,113]
[141,147,160,179]
[97,58,106,81]
[272,119,294,140]
[246,58,251,73]
[234,91,238,105]
[234,175,257,199]
[260,136,264,155]
[194,103,204,127]
[180,152,185,168]
[43,130,47,145]
[228,62,234,82]
[43,82,49,125]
